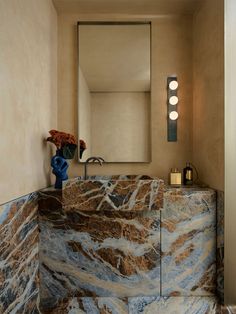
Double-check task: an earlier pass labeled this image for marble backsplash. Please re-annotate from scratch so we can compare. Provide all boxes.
[0,177,225,313]
[0,193,39,314]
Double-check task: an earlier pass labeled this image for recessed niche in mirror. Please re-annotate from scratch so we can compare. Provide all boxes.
[78,22,151,162]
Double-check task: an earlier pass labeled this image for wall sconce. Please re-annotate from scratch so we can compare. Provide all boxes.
[167,76,178,141]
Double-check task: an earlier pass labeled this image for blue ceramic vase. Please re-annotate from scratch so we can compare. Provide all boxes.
[51,150,69,189]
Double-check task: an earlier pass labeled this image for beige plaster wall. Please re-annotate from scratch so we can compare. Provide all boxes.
[58,14,193,181]
[0,0,57,204]
[90,92,150,162]
[53,0,202,16]
[225,0,236,304]
[192,0,224,191]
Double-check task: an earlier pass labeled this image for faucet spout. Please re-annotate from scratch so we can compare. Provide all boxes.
[84,156,105,180]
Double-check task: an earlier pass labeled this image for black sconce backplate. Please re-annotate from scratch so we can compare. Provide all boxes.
[167,76,178,142]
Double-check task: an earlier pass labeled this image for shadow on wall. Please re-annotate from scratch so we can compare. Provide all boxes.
[42,134,55,187]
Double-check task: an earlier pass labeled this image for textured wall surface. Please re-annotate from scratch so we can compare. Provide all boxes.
[192,0,224,191]
[57,14,193,180]
[225,0,236,304]
[0,0,58,204]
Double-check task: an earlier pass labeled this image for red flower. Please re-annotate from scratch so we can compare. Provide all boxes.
[47,130,77,149]
[80,139,86,150]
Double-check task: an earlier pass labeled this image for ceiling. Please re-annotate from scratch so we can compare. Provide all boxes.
[53,0,203,15]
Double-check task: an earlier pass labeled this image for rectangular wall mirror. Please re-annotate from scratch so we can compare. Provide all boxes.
[77,22,151,162]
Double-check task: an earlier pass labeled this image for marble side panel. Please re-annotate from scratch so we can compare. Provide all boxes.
[40,297,128,314]
[217,190,224,304]
[63,176,165,212]
[162,188,216,296]
[0,193,40,314]
[128,296,220,314]
[38,188,63,218]
[39,203,160,312]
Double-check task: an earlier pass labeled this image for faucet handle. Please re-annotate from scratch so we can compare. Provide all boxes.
[93,157,105,166]
[97,157,105,163]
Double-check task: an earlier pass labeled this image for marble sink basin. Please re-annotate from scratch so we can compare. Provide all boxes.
[63,175,165,212]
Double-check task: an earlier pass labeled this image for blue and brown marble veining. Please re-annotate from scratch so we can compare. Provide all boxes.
[217,190,224,303]
[128,296,220,314]
[63,175,165,212]
[0,193,40,314]
[38,195,160,312]
[161,188,216,296]
[40,297,128,314]
[221,305,236,314]
[0,177,223,313]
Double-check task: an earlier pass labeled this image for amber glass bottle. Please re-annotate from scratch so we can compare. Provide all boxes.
[183,162,193,185]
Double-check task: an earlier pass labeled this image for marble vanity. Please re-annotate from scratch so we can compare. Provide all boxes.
[0,175,222,313]
[37,176,218,313]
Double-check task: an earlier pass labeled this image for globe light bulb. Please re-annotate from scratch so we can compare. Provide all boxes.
[169,80,178,90]
[169,111,178,120]
[169,96,178,105]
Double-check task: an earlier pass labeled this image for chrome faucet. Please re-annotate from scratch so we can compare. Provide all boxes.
[84,156,105,179]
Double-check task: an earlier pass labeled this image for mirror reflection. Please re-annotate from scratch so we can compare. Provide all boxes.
[78,22,151,162]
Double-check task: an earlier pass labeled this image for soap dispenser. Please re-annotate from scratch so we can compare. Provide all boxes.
[183,162,193,185]
[170,168,182,186]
